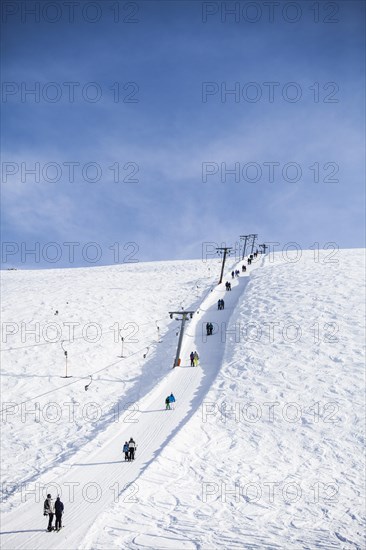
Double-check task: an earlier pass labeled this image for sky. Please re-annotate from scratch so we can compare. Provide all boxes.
[1,0,365,268]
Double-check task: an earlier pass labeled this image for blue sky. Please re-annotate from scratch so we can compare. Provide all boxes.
[1,0,365,268]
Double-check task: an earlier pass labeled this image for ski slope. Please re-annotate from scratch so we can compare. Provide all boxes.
[1,250,365,550]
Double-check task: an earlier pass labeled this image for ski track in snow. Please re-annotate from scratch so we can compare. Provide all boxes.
[1,251,365,550]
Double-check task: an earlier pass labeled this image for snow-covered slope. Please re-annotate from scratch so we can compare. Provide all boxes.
[1,250,365,550]
[0,259,223,498]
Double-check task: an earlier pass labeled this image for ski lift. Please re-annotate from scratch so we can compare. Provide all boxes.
[85,375,93,391]
[61,340,68,358]
[119,334,125,358]
[61,341,71,378]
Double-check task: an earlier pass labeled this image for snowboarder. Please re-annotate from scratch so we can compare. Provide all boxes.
[165,396,171,410]
[43,493,55,531]
[168,393,176,409]
[128,438,136,461]
[189,351,194,367]
[123,441,129,461]
[54,496,64,531]
[193,351,199,367]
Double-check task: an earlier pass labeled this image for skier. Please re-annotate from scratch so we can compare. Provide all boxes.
[128,437,136,461]
[193,351,199,367]
[217,299,221,310]
[242,265,246,272]
[54,496,64,531]
[123,441,129,461]
[43,493,55,532]
[165,396,171,410]
[231,270,235,278]
[189,351,194,367]
[168,393,176,409]
[206,322,210,336]
[221,299,225,310]
[228,282,231,291]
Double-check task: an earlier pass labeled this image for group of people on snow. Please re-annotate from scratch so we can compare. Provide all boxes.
[165,392,176,409]
[189,351,199,367]
[42,264,253,532]
[43,494,64,532]
[123,437,137,461]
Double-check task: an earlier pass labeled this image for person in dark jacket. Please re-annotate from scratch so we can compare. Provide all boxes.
[43,493,55,531]
[54,496,64,531]
[165,396,171,410]
[123,441,129,461]
[190,351,194,367]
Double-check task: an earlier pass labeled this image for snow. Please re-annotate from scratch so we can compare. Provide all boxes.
[1,250,365,550]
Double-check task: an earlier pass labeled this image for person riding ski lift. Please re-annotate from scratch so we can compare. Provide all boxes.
[123,441,129,461]
[128,438,136,461]
[54,496,64,531]
[43,493,55,532]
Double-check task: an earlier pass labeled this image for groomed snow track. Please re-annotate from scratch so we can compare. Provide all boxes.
[0,258,262,550]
